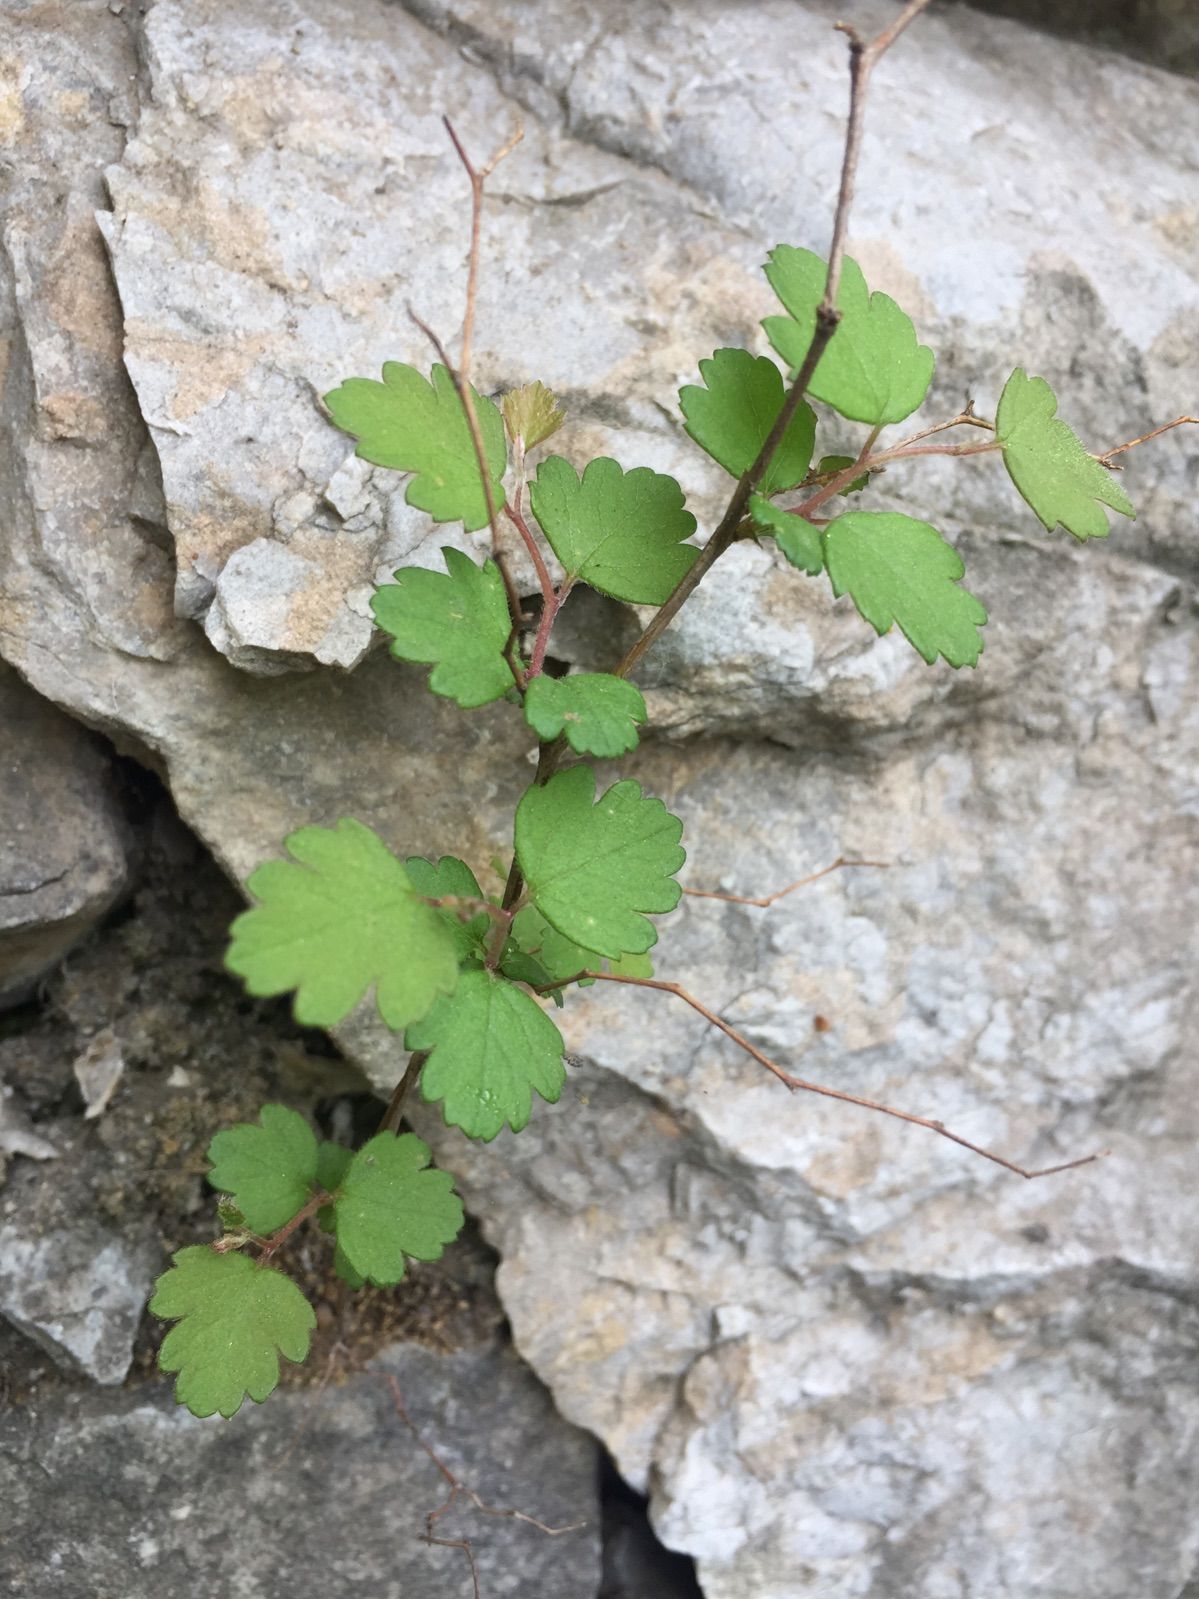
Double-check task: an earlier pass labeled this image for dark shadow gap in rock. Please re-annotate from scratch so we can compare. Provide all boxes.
[955,0,1199,77]
[600,1449,704,1599]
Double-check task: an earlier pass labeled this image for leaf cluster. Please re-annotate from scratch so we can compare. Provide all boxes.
[152,1106,463,1416]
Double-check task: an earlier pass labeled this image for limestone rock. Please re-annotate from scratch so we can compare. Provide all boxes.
[0,1150,158,1386]
[0,1341,601,1597]
[0,665,129,1006]
[1,2,1197,1596]
[0,1080,58,1184]
[960,0,1199,74]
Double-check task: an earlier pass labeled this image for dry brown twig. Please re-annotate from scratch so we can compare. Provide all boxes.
[1098,414,1198,466]
[408,115,526,673]
[379,1371,585,1599]
[682,854,889,907]
[547,969,1106,1181]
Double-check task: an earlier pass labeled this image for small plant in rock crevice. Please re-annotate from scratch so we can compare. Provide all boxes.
[146,0,1195,1424]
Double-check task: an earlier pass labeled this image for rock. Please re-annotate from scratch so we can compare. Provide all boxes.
[0,1080,58,1184]
[94,0,663,670]
[0,3,181,673]
[0,1149,159,1386]
[0,665,129,1006]
[602,1465,703,1599]
[72,1029,125,1121]
[1,2,1197,1597]
[960,0,1199,75]
[0,1340,601,1598]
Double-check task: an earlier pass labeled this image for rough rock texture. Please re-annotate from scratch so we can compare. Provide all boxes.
[0,1340,600,1598]
[0,665,129,1005]
[1,1,1197,1596]
[0,1080,57,1183]
[961,0,1199,75]
[0,1153,158,1386]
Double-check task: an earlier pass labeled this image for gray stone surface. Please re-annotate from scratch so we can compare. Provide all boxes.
[961,0,1199,76]
[0,1079,58,1183]
[0,1,1197,1596]
[0,1147,158,1386]
[0,1340,601,1598]
[0,665,130,1005]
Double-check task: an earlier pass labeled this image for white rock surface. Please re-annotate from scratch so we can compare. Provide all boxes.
[1,1,1197,1594]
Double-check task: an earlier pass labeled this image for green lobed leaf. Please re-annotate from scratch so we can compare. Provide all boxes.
[502,381,565,452]
[823,511,987,668]
[499,904,590,1006]
[407,968,567,1141]
[679,348,817,492]
[372,548,516,710]
[332,1132,464,1286]
[217,1198,247,1231]
[206,1106,319,1235]
[405,854,490,964]
[151,1247,315,1419]
[608,950,654,979]
[333,1245,366,1289]
[315,1141,353,1194]
[324,362,506,531]
[315,1141,353,1232]
[505,904,594,983]
[403,855,483,901]
[524,673,647,758]
[763,248,935,426]
[515,765,685,958]
[749,493,823,576]
[226,818,460,1031]
[497,947,561,999]
[995,368,1135,541]
[529,456,698,604]
[816,454,869,495]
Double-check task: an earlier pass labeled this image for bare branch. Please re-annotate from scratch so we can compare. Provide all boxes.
[379,1370,585,1599]
[377,1050,427,1135]
[682,854,888,908]
[891,404,994,449]
[555,971,1106,1181]
[441,115,524,379]
[827,0,937,290]
[1098,414,1198,466]
[407,119,527,674]
[792,432,1002,521]
[615,0,936,682]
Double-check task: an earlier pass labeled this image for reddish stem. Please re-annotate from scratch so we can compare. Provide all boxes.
[503,500,555,604]
[258,1191,329,1260]
[526,581,572,681]
[794,437,1004,521]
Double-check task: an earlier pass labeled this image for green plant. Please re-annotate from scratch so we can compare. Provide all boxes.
[149,0,1194,1419]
